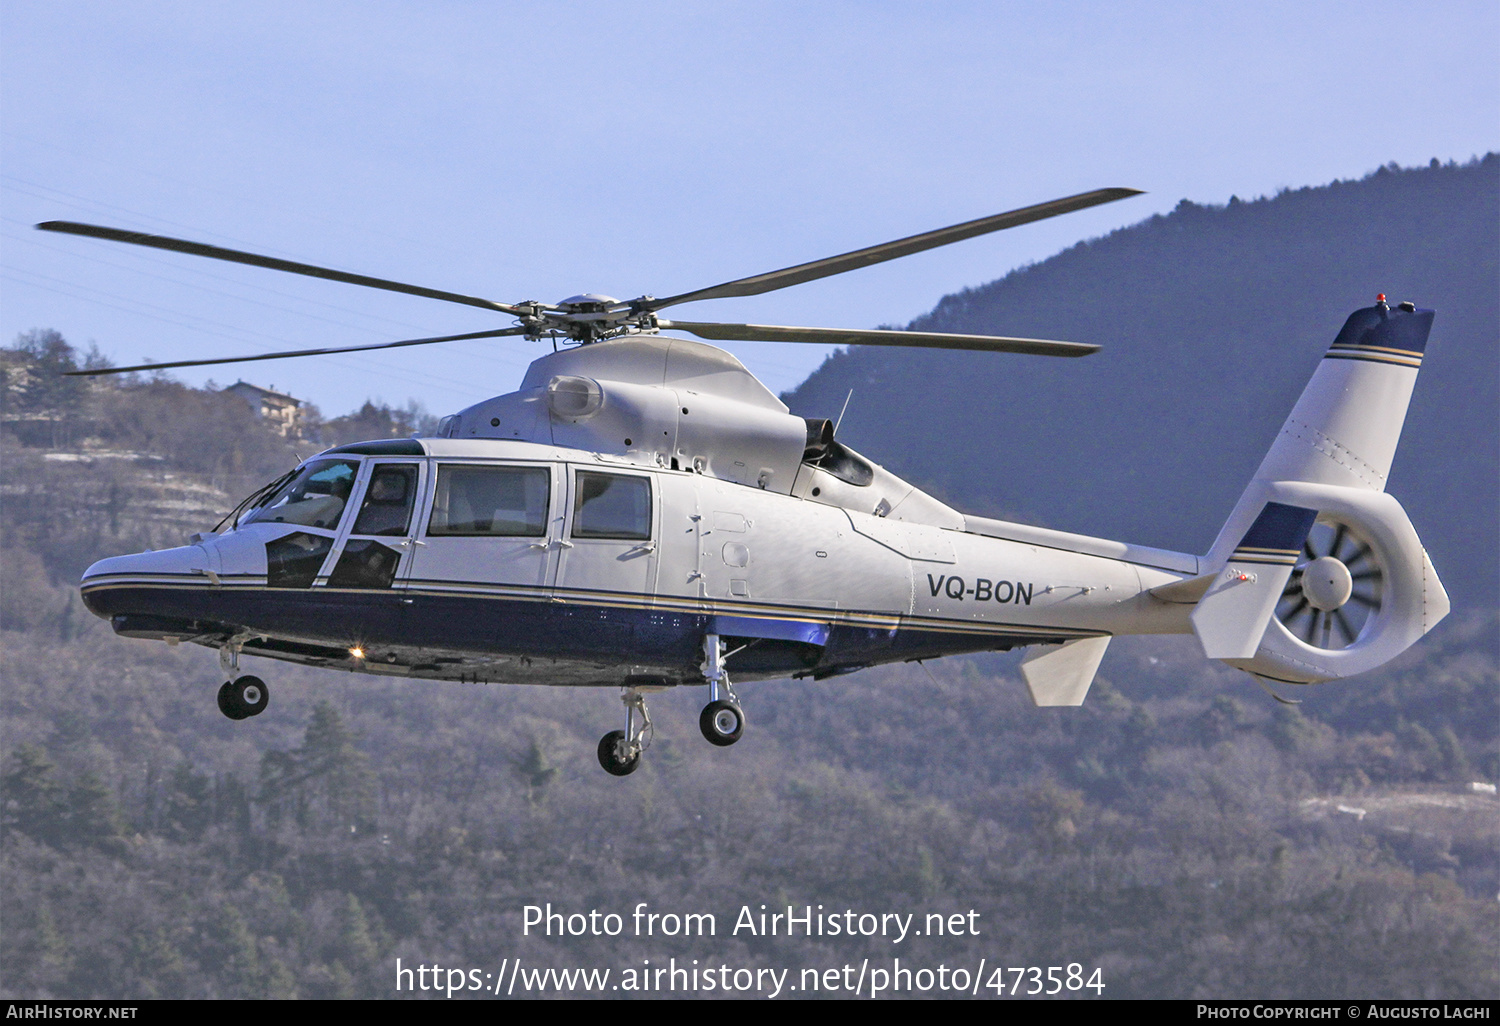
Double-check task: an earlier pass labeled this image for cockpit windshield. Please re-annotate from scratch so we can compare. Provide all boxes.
[239,459,360,531]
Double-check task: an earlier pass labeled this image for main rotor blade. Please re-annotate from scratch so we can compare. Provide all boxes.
[648,187,1142,310]
[36,221,525,316]
[657,320,1098,357]
[62,327,529,376]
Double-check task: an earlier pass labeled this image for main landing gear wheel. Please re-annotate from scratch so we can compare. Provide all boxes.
[597,730,641,776]
[699,633,747,747]
[699,700,744,746]
[217,675,269,720]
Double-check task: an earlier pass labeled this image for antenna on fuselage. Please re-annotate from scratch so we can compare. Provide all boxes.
[833,389,854,435]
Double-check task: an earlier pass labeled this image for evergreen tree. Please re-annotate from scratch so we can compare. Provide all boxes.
[1,745,66,846]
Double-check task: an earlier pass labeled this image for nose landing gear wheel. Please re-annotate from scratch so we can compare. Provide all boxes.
[597,687,651,776]
[597,730,641,776]
[217,682,248,720]
[699,700,744,747]
[217,675,270,720]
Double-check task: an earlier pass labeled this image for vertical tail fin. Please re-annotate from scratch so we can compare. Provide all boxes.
[1251,299,1432,492]
[1195,300,1449,684]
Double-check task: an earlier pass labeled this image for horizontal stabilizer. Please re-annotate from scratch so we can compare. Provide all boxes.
[1021,637,1111,706]
[1192,501,1318,659]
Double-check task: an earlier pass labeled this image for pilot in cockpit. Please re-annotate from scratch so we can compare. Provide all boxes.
[273,478,350,528]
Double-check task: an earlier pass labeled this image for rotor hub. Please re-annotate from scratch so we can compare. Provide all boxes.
[556,294,620,313]
[1301,555,1354,611]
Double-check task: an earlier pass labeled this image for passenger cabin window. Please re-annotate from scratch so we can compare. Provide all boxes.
[241,459,359,531]
[428,465,549,536]
[572,471,651,540]
[351,464,418,536]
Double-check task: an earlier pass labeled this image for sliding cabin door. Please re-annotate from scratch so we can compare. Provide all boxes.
[399,460,561,651]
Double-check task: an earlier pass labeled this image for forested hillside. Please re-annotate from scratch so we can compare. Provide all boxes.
[2,179,1497,999]
[786,156,1499,607]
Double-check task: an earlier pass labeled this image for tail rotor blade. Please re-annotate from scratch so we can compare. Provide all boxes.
[1333,608,1356,643]
[1329,523,1349,561]
[1344,541,1374,570]
[1300,609,1320,644]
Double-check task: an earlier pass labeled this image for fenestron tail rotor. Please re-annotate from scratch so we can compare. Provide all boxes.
[38,186,1142,375]
[1275,519,1384,650]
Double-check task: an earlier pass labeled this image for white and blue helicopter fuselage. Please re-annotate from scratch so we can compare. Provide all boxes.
[79,305,1448,771]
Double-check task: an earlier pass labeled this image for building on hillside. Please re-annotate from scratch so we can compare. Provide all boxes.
[224,380,303,437]
[0,349,35,399]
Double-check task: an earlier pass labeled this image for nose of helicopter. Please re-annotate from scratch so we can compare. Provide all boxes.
[80,544,217,617]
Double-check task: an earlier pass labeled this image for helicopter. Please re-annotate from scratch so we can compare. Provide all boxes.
[42,189,1449,775]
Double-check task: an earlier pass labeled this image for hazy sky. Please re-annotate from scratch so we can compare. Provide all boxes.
[3,2,1496,417]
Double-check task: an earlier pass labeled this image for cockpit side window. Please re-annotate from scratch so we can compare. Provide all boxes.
[241,459,360,531]
[351,464,418,536]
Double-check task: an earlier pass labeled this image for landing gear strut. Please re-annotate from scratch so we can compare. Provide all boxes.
[594,635,750,775]
[698,633,745,747]
[217,639,270,721]
[597,687,652,776]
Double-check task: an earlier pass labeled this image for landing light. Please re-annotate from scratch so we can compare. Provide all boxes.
[349,647,365,660]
